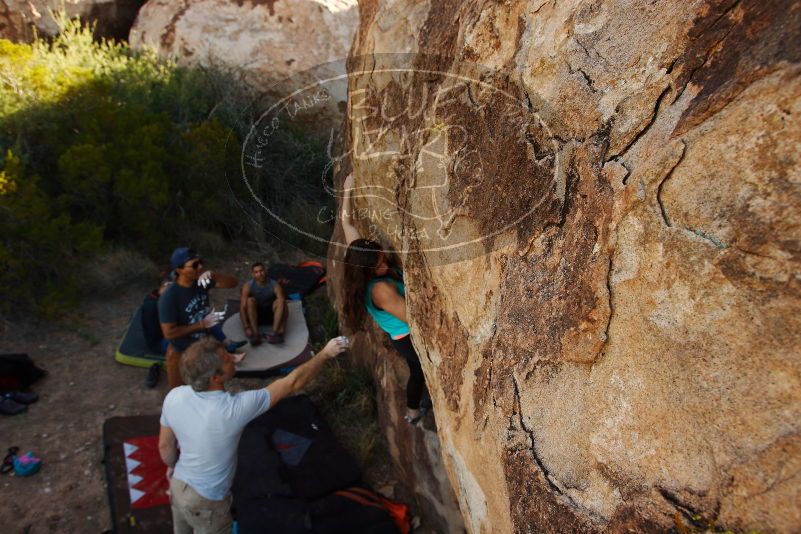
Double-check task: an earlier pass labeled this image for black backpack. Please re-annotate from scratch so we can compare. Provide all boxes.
[267,262,326,299]
[0,353,46,391]
[233,396,403,534]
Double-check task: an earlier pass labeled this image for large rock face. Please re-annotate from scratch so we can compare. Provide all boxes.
[0,0,144,42]
[321,297,466,532]
[329,0,801,532]
[129,0,359,123]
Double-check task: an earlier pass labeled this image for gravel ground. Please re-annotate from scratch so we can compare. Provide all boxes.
[1,276,170,533]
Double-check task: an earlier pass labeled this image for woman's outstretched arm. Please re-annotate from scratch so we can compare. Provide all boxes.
[341,172,362,245]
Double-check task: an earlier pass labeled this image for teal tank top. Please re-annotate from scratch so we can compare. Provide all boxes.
[365,270,410,339]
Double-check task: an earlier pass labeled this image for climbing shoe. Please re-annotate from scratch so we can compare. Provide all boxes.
[8,391,38,405]
[265,332,284,344]
[226,340,247,353]
[0,395,27,416]
[403,413,423,427]
[0,391,38,405]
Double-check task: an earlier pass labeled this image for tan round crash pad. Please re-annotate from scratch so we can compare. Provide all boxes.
[222,300,314,372]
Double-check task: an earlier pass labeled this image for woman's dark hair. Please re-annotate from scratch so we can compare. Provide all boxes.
[342,238,385,332]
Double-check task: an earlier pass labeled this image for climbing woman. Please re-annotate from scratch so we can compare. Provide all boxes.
[339,172,429,426]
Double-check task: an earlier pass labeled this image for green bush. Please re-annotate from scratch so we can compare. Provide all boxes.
[234,120,336,256]
[0,16,333,316]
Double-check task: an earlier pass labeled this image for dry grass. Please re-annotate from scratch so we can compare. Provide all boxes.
[302,287,387,470]
[303,290,339,347]
[190,231,235,259]
[309,358,383,468]
[82,248,159,294]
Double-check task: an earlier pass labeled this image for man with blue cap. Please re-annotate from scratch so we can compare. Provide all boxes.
[159,247,239,390]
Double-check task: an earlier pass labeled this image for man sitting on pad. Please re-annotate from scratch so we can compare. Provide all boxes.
[240,262,288,345]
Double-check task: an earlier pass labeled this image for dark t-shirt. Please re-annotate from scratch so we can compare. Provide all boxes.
[157,280,215,352]
[248,278,277,308]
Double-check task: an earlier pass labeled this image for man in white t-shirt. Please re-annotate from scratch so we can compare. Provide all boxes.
[158,335,349,534]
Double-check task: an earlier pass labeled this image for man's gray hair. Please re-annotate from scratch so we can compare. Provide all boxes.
[181,338,224,391]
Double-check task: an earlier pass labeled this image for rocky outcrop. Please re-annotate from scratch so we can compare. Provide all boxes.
[129,0,359,124]
[322,301,465,532]
[329,0,801,532]
[0,0,144,42]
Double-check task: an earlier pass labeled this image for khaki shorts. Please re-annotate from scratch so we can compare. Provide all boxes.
[169,477,232,534]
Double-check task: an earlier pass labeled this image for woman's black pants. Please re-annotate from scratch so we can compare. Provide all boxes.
[389,335,426,410]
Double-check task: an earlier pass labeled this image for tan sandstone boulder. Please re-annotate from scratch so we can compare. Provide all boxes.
[129,0,359,124]
[0,0,143,42]
[328,0,801,532]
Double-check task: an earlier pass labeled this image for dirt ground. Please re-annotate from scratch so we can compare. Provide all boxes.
[0,253,405,534]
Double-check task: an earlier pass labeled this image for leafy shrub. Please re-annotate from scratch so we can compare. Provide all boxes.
[83,248,159,295]
[0,16,333,316]
[238,124,335,256]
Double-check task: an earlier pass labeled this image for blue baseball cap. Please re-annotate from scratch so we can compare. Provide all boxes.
[170,247,199,271]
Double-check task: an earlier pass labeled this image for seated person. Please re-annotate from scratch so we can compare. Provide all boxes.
[142,280,246,356]
[240,262,288,345]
